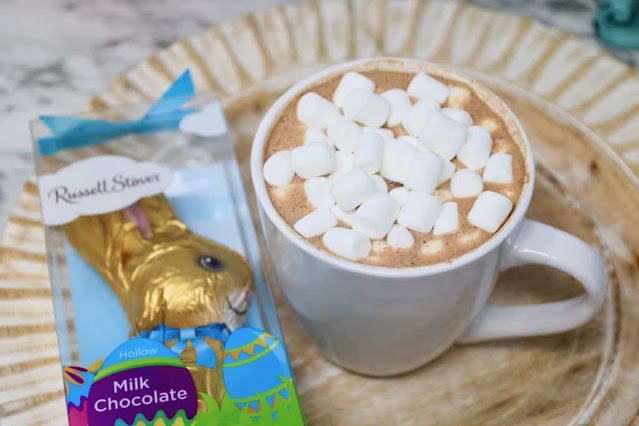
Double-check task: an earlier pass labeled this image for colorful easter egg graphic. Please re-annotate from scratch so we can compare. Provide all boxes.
[222,327,293,418]
[87,338,197,425]
[63,364,96,426]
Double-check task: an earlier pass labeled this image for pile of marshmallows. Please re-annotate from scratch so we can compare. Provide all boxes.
[263,71,514,262]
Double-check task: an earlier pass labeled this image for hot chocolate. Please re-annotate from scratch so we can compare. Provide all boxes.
[262,66,527,268]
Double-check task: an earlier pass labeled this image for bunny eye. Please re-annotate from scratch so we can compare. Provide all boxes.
[198,255,225,272]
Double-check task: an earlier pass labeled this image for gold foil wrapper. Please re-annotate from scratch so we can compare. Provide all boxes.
[64,195,255,399]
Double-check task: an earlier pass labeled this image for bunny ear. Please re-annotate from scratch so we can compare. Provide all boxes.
[128,195,182,237]
[123,202,152,238]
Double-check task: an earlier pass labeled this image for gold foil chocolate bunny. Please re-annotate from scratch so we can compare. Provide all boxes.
[63,194,255,402]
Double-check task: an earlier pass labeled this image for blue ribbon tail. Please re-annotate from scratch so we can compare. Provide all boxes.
[170,340,188,358]
[145,70,194,118]
[40,116,112,134]
[192,337,217,369]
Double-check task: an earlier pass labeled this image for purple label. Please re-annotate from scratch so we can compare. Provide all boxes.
[87,365,197,425]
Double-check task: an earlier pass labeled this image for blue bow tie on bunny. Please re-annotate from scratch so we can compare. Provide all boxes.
[138,323,231,369]
[37,69,227,156]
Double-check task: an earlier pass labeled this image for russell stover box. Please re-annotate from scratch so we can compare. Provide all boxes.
[30,71,305,426]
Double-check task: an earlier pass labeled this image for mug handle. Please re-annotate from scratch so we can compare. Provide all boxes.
[458,219,608,343]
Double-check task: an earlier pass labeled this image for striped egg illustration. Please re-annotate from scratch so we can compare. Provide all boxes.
[222,327,293,418]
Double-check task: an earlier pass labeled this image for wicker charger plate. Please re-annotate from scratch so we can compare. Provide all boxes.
[2,1,639,424]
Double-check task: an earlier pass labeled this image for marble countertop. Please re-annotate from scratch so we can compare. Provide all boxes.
[0,0,637,237]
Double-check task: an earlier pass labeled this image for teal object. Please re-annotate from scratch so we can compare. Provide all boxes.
[595,0,639,48]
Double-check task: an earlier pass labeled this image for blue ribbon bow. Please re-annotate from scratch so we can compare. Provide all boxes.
[37,70,196,156]
[139,323,231,369]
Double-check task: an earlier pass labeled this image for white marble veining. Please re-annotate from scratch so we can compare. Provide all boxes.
[0,0,637,238]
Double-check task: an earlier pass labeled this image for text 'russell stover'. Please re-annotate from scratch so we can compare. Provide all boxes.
[48,173,161,205]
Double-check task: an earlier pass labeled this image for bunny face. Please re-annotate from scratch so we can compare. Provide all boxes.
[127,231,255,332]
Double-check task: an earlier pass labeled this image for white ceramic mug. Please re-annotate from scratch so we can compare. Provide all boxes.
[250,58,608,376]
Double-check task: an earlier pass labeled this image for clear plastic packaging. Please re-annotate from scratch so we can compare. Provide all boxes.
[30,71,304,426]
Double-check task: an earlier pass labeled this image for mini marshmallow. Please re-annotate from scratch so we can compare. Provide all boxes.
[304,177,335,209]
[352,193,400,239]
[331,168,376,211]
[398,135,430,153]
[381,139,415,183]
[371,174,388,193]
[451,169,483,198]
[483,153,513,183]
[407,72,450,104]
[387,225,414,248]
[422,239,444,255]
[468,191,513,233]
[327,117,362,152]
[479,118,499,134]
[342,89,391,128]
[404,151,443,194]
[389,186,410,205]
[433,202,459,235]
[442,108,473,127]
[363,127,394,141]
[448,86,472,109]
[294,208,337,238]
[354,132,385,173]
[297,92,340,128]
[382,89,412,127]
[397,135,418,143]
[331,205,355,225]
[305,128,330,145]
[292,142,336,179]
[439,160,456,184]
[402,97,440,137]
[323,227,371,260]
[333,72,375,108]
[329,150,354,180]
[457,126,493,170]
[263,150,294,187]
[418,111,467,160]
[397,191,442,233]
